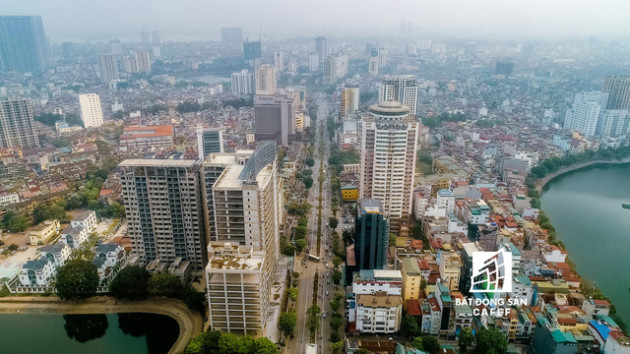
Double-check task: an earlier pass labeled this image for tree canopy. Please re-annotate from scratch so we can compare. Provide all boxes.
[56,259,99,299]
[109,266,150,300]
[474,328,508,354]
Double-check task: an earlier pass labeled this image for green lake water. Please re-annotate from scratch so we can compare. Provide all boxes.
[0,313,179,354]
[541,163,630,325]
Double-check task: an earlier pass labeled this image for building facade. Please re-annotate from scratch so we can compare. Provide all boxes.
[378,75,419,115]
[0,16,50,72]
[340,84,360,119]
[0,98,39,149]
[603,76,630,110]
[563,91,609,137]
[197,126,224,160]
[99,53,119,84]
[254,94,295,146]
[355,199,389,270]
[119,125,174,151]
[231,70,254,96]
[255,64,277,96]
[360,101,419,233]
[119,159,207,269]
[79,93,104,128]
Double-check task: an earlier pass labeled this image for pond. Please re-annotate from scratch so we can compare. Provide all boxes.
[0,313,179,354]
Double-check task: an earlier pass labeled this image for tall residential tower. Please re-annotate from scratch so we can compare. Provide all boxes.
[379,75,419,115]
[360,101,419,234]
[0,98,39,149]
[0,16,50,72]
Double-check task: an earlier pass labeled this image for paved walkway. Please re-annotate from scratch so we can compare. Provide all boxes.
[536,157,630,193]
[0,296,203,354]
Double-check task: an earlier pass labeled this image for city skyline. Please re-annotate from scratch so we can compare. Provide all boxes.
[4,0,630,42]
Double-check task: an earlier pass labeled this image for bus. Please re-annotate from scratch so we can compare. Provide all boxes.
[308,254,320,262]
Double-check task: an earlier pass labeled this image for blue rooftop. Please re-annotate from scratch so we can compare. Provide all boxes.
[589,320,611,341]
[438,189,454,197]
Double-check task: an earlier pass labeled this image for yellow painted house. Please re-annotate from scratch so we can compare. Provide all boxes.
[341,184,358,201]
[29,219,61,245]
[401,257,422,310]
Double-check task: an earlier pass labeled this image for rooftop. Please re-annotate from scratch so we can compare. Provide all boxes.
[357,292,403,308]
[119,159,198,168]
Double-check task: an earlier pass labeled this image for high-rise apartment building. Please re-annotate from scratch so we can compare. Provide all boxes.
[205,243,270,336]
[354,199,389,270]
[243,40,262,66]
[596,110,630,137]
[360,101,419,233]
[254,94,295,146]
[99,53,119,84]
[231,69,254,96]
[379,75,419,115]
[315,36,328,63]
[309,53,319,72]
[563,91,609,137]
[323,54,348,84]
[255,64,277,96]
[340,84,360,118]
[134,51,151,73]
[202,142,283,335]
[221,27,243,44]
[197,126,224,160]
[603,76,630,110]
[79,93,103,128]
[0,16,50,72]
[119,160,207,269]
[0,98,39,149]
[274,51,284,73]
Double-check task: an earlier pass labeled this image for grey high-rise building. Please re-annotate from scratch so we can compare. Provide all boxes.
[119,160,207,269]
[378,75,419,115]
[231,69,254,96]
[354,199,389,270]
[603,76,630,110]
[315,36,328,61]
[0,16,50,72]
[254,94,295,146]
[99,53,119,84]
[197,126,224,160]
[243,40,262,66]
[221,27,243,44]
[0,98,39,149]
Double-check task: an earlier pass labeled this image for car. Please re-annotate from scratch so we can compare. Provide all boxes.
[326,291,329,296]
[322,312,327,318]
[327,278,330,285]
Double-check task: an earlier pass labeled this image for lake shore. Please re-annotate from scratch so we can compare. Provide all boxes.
[0,295,203,354]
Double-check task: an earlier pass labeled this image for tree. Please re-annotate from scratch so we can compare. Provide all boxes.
[1,212,30,232]
[413,336,424,350]
[295,239,307,252]
[218,333,252,354]
[279,311,297,334]
[109,266,150,300]
[332,341,344,354]
[332,270,342,285]
[305,157,315,167]
[182,287,206,314]
[328,217,338,229]
[250,337,277,354]
[307,305,321,333]
[288,287,298,301]
[330,313,343,331]
[400,314,421,338]
[388,233,397,247]
[332,256,343,268]
[342,230,353,245]
[421,335,440,353]
[56,259,99,299]
[148,272,183,297]
[474,328,508,354]
[330,298,341,312]
[459,327,474,354]
[303,176,314,189]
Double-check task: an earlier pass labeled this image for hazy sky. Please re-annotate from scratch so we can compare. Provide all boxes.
[5,0,630,42]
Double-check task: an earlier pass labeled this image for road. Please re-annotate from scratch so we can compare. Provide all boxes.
[292,93,337,354]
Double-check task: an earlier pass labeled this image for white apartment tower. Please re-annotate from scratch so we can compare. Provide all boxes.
[563,91,609,137]
[360,101,419,234]
[379,75,419,115]
[231,69,254,96]
[255,64,277,96]
[79,93,103,128]
[134,50,151,73]
[202,141,283,335]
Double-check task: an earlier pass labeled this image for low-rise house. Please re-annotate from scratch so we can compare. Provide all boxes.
[29,219,61,245]
[60,225,88,249]
[18,258,55,286]
[92,243,127,286]
[39,244,71,267]
[71,210,97,231]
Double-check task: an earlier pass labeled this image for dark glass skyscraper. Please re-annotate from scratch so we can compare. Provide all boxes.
[0,16,50,72]
[354,199,389,270]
